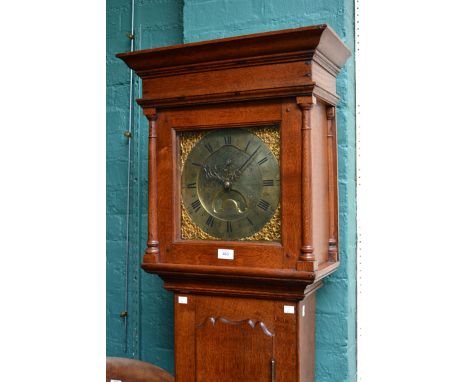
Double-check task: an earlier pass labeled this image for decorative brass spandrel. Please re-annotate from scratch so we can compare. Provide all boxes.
[181,203,218,240]
[250,126,280,163]
[244,204,281,241]
[179,125,281,242]
[179,131,204,173]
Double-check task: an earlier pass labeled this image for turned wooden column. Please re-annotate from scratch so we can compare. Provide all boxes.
[297,95,317,271]
[326,106,339,262]
[143,107,159,263]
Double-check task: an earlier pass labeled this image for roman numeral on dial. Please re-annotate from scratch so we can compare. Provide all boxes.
[191,199,201,212]
[257,157,268,166]
[205,215,215,227]
[186,182,197,189]
[224,136,232,145]
[257,199,270,211]
[205,142,213,153]
[262,179,274,186]
[226,221,233,234]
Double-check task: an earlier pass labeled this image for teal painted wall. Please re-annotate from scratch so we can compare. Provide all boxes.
[107,0,356,380]
[107,0,183,373]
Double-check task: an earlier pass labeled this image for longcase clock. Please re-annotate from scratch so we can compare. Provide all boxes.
[118,24,351,382]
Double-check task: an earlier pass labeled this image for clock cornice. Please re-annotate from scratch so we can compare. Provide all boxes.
[117,24,350,77]
[117,25,350,108]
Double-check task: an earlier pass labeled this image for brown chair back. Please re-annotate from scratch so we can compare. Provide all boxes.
[106,357,174,382]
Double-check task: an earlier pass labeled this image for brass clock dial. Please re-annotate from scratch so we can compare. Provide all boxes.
[181,128,280,240]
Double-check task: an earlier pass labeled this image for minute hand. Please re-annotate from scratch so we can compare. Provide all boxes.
[236,145,261,175]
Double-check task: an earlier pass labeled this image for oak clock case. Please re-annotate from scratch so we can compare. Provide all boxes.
[117,24,351,382]
[180,127,281,241]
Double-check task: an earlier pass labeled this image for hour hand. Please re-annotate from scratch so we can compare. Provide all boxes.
[203,164,225,185]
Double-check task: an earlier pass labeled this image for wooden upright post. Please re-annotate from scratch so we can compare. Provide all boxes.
[143,108,159,263]
[297,95,318,271]
[326,106,339,262]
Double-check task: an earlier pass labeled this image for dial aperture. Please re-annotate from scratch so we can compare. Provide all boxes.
[181,128,280,240]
